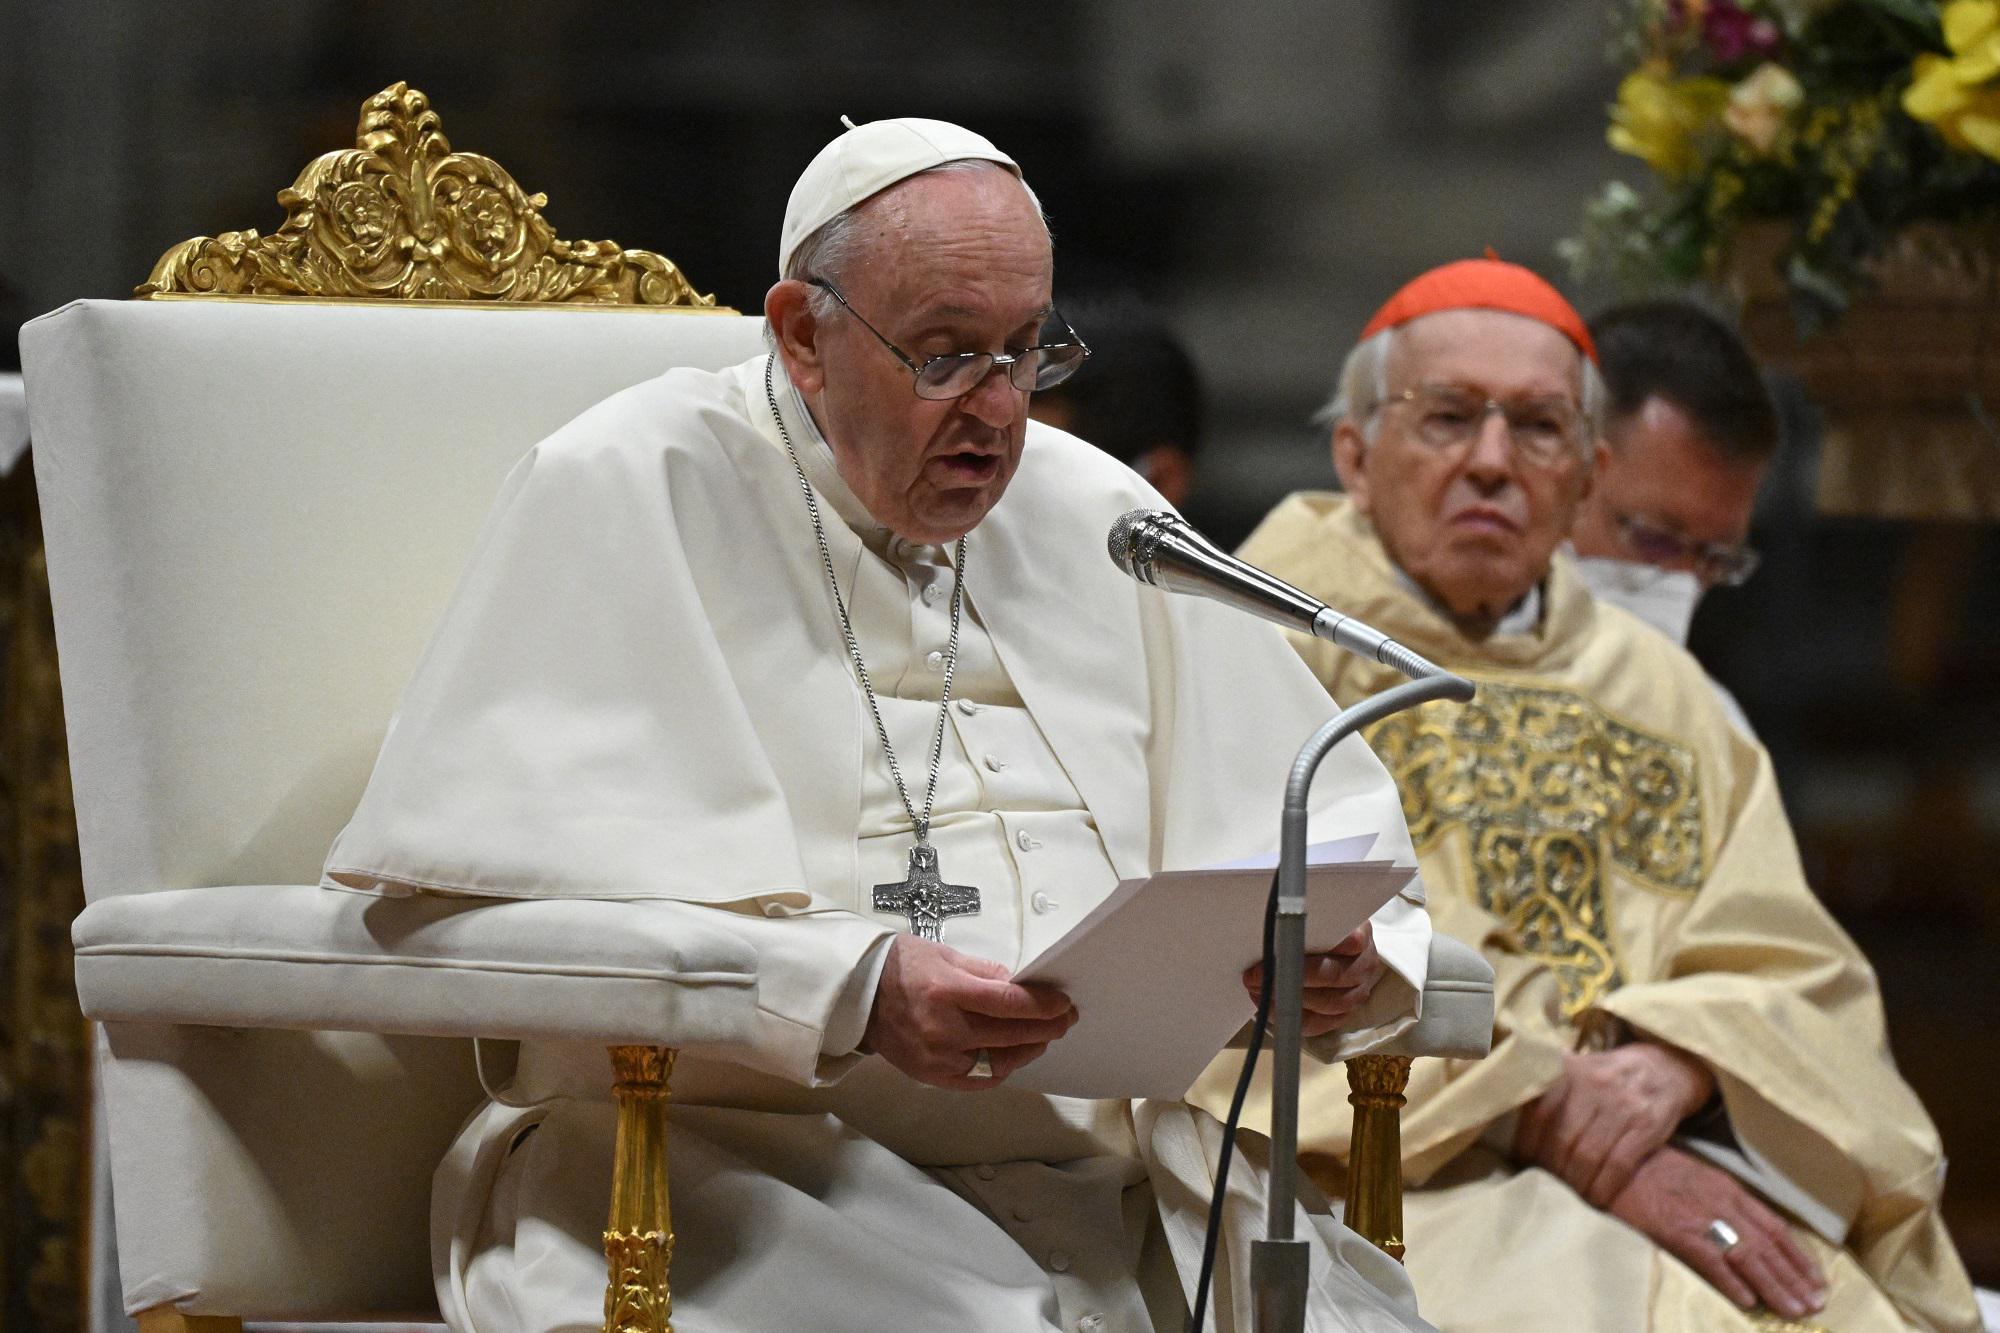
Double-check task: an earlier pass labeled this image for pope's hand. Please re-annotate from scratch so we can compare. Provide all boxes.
[861,935,1077,1090]
[1608,1145,1827,1320]
[1241,922,1386,1038]
[1513,1042,1715,1208]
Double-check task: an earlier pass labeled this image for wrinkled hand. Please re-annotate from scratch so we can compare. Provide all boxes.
[1609,1145,1827,1320]
[1514,1042,1715,1207]
[862,935,1076,1090]
[1242,922,1386,1039]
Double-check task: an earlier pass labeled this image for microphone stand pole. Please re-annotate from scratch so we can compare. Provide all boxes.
[1252,668,1473,1333]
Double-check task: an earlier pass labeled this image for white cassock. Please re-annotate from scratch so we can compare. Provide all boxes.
[321,355,1437,1333]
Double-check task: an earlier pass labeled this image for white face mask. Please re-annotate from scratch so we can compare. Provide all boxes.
[1570,554,1704,646]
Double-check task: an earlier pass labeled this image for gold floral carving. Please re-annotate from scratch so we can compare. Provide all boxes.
[1344,1053,1414,1101]
[138,82,721,308]
[604,1228,674,1333]
[1368,681,1706,1016]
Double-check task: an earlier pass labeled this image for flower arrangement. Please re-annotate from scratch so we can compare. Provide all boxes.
[1564,0,2000,333]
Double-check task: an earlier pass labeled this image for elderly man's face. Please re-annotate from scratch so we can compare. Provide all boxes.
[1335,310,1597,630]
[775,167,1052,544]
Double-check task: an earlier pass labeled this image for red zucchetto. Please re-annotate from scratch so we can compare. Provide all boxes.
[1358,257,1599,364]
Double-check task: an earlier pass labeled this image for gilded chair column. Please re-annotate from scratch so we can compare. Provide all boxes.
[1343,1052,1412,1261]
[604,1045,676,1333]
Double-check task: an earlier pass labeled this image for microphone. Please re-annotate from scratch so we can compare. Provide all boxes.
[1106,508,1449,682]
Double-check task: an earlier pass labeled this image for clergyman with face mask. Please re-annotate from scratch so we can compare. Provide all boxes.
[1194,257,1979,1331]
[1568,298,1779,736]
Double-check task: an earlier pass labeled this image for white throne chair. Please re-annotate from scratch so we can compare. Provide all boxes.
[20,83,1493,1333]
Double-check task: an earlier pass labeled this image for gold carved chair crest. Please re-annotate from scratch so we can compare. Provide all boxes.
[139,80,719,309]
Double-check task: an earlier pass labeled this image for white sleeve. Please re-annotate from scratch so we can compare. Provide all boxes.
[1304,884,1432,1064]
[694,904,897,1087]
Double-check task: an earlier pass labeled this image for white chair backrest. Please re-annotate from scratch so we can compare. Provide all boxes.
[25,299,765,899]
[22,298,767,1319]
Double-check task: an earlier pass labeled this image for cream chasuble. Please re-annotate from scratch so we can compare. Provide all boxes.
[1190,493,1979,1333]
[323,361,1438,1333]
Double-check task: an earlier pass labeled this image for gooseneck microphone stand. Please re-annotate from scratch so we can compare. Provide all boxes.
[1102,509,1475,1330]
[1252,659,1474,1333]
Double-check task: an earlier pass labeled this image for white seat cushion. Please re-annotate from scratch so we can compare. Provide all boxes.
[75,885,759,1048]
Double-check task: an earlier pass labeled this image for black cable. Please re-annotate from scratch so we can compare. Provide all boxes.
[1189,869,1280,1333]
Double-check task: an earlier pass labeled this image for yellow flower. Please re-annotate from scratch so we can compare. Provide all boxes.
[1609,64,1731,179]
[1904,0,2000,160]
[1944,0,2000,77]
[1724,63,1805,153]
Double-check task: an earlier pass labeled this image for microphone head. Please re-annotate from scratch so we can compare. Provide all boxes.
[1107,509,1150,573]
[1108,508,1182,584]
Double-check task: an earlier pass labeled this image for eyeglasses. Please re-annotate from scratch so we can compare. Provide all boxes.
[1616,512,1761,587]
[810,279,1090,400]
[1381,385,1585,470]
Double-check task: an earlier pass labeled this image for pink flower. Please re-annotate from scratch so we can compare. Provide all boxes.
[1704,0,1785,63]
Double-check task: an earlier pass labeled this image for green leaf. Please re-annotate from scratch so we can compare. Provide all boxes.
[1847,0,1945,39]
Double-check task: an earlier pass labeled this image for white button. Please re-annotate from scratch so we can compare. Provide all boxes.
[890,537,915,560]
[1016,829,1041,852]
[956,699,979,716]
[1030,891,1055,915]
[1078,1317,1105,1333]
[1048,1249,1072,1273]
[974,1164,997,1181]
[925,650,945,672]
[922,581,944,605]
[983,754,1006,772]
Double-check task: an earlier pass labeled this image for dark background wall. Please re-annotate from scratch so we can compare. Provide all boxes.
[3,0,1995,1293]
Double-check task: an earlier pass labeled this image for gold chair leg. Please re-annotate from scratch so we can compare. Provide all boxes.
[603,1044,677,1333]
[1343,1053,1413,1262]
[135,1311,243,1333]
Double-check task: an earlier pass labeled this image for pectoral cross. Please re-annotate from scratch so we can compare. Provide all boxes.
[874,844,980,942]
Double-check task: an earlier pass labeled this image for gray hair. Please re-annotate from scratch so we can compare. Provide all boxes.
[766,159,1048,349]
[1314,323,1607,456]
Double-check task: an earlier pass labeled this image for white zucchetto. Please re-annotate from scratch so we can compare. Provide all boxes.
[778,116,1019,276]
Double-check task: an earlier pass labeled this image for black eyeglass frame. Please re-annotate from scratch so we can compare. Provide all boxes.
[808,278,1090,400]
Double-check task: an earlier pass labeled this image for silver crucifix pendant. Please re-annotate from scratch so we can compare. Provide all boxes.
[873,844,980,942]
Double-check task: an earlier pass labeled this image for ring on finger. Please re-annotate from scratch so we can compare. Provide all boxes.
[1706,1218,1742,1252]
[966,1049,994,1080]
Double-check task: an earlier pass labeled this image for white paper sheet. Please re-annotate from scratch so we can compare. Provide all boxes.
[1007,835,1416,1099]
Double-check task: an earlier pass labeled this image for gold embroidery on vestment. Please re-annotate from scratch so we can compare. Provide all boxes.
[1367,681,1705,1015]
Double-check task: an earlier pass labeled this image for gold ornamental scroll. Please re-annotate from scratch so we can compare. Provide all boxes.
[138,81,723,310]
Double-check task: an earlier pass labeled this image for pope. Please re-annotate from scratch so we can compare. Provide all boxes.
[321,118,1441,1332]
